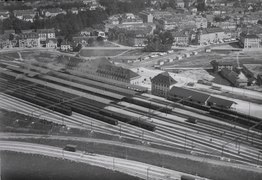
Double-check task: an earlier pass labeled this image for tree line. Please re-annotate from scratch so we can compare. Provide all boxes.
[1,8,108,41]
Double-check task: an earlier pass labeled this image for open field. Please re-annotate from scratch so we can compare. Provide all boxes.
[3,137,262,180]
[80,49,129,57]
[1,151,140,180]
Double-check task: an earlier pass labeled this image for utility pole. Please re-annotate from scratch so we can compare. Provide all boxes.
[119,124,122,137]
[184,133,187,150]
[146,166,151,180]
[113,157,115,171]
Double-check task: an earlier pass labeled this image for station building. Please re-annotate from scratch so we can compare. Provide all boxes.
[151,72,177,98]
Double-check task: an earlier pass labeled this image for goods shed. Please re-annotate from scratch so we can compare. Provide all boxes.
[207,96,236,109]
[169,86,210,105]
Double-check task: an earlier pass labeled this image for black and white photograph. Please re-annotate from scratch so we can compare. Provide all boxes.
[0,0,262,180]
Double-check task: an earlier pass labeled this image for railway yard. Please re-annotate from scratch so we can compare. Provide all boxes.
[0,57,262,180]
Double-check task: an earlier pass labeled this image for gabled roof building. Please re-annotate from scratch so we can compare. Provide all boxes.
[151,72,177,97]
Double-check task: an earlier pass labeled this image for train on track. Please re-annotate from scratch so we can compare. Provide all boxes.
[100,109,156,132]
[167,96,262,130]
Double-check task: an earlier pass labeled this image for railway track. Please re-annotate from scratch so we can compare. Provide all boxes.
[1,66,262,167]
[108,103,262,165]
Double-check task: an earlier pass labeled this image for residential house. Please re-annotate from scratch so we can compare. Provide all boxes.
[156,14,196,31]
[121,16,143,25]
[151,72,177,97]
[171,31,189,46]
[194,16,208,29]
[176,0,185,8]
[0,34,11,49]
[0,10,10,20]
[184,0,195,8]
[80,28,94,36]
[241,64,257,85]
[44,8,66,18]
[257,74,262,86]
[210,60,234,72]
[107,15,120,25]
[239,33,260,49]
[139,11,154,23]
[13,9,37,20]
[23,15,34,22]
[211,7,227,15]
[4,30,15,34]
[105,22,156,34]
[72,36,90,47]
[37,28,56,41]
[196,27,226,45]
[220,68,248,87]
[60,41,72,51]
[128,34,147,47]
[36,28,56,46]
[189,7,198,15]
[213,19,237,30]
[83,0,97,6]
[157,17,180,31]
[18,32,40,48]
[70,7,79,14]
[241,15,260,25]
[46,38,57,48]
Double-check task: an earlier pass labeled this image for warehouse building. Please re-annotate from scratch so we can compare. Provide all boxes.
[169,86,236,109]
[169,86,210,105]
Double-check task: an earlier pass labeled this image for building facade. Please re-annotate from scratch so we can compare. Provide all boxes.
[196,27,226,45]
[151,72,177,97]
[239,33,260,49]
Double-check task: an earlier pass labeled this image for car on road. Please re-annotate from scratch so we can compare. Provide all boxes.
[63,144,77,152]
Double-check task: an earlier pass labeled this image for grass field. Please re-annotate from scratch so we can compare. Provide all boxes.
[8,138,262,180]
[1,151,140,180]
[80,49,128,57]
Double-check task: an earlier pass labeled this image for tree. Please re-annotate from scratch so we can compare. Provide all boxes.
[87,38,94,46]
[169,0,177,9]
[73,44,82,52]
[96,36,104,46]
[143,31,173,52]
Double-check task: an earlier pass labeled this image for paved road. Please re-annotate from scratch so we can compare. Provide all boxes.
[1,133,261,173]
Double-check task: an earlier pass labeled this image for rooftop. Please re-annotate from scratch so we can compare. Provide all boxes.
[169,86,210,104]
[240,32,259,39]
[151,72,177,86]
[201,27,224,34]
[207,96,236,108]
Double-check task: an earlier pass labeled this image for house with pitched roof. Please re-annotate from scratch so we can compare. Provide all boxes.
[196,27,226,45]
[96,58,141,84]
[43,8,66,18]
[220,68,248,87]
[171,30,190,46]
[60,41,72,51]
[151,72,177,97]
[46,38,57,48]
[18,32,40,48]
[0,34,11,49]
[13,9,37,21]
[0,10,10,20]
[210,60,234,72]
[239,32,260,49]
